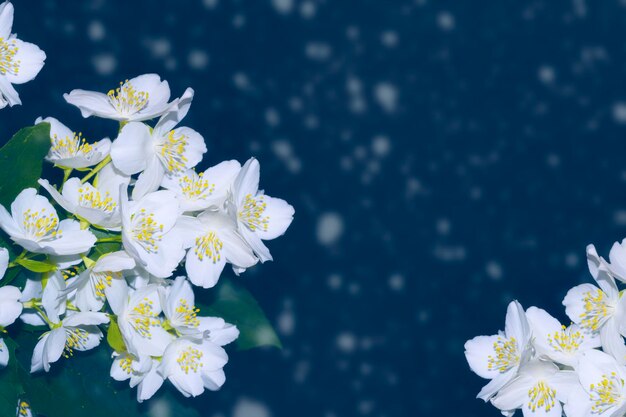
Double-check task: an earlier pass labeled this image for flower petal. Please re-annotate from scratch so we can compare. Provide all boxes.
[5,40,45,85]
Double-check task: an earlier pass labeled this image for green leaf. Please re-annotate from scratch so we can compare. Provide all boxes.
[0,123,51,208]
[16,259,56,273]
[106,319,126,354]
[0,337,25,416]
[200,278,282,350]
[89,228,122,261]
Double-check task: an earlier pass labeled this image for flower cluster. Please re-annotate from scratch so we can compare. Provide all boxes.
[464,243,626,417]
[0,72,294,403]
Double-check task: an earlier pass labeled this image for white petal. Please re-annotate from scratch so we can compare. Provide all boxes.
[491,374,533,412]
[110,353,133,382]
[93,251,136,273]
[239,226,272,262]
[110,122,152,175]
[185,248,226,289]
[136,365,164,402]
[504,300,530,344]
[63,89,120,119]
[0,287,22,327]
[0,338,8,367]
[254,195,294,240]
[233,158,260,205]
[40,219,96,256]
[5,40,45,84]
[63,312,109,327]
[201,369,226,391]
[0,247,8,280]
[464,334,501,380]
[563,385,592,417]
[131,157,165,200]
[38,178,76,214]
[30,332,48,373]
[0,1,14,39]
[125,74,172,122]
[563,283,599,326]
[0,73,20,106]
[600,319,626,365]
[43,328,66,371]
[609,239,626,282]
[153,87,194,136]
[477,371,514,401]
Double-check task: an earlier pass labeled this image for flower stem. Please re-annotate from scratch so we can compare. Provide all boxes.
[96,236,122,243]
[81,155,112,184]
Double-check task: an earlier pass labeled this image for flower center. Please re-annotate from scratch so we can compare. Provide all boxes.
[21,208,60,241]
[120,356,133,375]
[92,271,121,298]
[49,132,94,160]
[78,187,116,213]
[590,372,624,414]
[63,328,89,358]
[528,380,556,413]
[107,80,149,116]
[179,171,214,201]
[131,209,163,253]
[548,325,584,353]
[580,288,613,332]
[487,336,519,373]
[194,231,223,263]
[175,299,200,327]
[238,194,269,232]
[156,130,189,173]
[129,298,162,338]
[17,401,30,417]
[177,346,204,374]
[0,38,19,76]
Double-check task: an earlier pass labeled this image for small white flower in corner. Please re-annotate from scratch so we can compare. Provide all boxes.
[110,352,164,402]
[0,338,9,367]
[0,1,46,108]
[39,164,130,231]
[228,157,295,263]
[30,311,109,373]
[37,117,111,169]
[464,300,532,401]
[491,360,578,417]
[158,337,229,398]
[0,285,22,328]
[0,188,96,256]
[64,74,174,122]
[111,88,207,200]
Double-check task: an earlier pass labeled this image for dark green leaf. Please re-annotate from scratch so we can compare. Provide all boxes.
[200,278,282,350]
[0,337,25,416]
[16,259,56,273]
[0,123,51,208]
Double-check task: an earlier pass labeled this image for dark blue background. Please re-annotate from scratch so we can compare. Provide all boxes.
[3,0,626,416]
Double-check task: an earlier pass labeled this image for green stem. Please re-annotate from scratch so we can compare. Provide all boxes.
[33,305,53,327]
[81,155,111,184]
[96,236,122,243]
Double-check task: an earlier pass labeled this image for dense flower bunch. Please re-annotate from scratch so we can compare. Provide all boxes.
[464,243,626,417]
[0,3,294,410]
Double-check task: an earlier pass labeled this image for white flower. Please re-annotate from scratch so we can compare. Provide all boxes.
[0,338,8,367]
[0,285,21,328]
[564,349,626,417]
[115,285,173,357]
[162,277,240,345]
[67,251,135,313]
[30,311,109,372]
[161,161,241,213]
[526,306,600,367]
[0,1,46,108]
[158,337,229,398]
[41,271,67,324]
[111,88,207,200]
[120,188,186,278]
[37,117,111,169]
[64,74,174,122]
[110,353,164,402]
[464,300,532,401]
[0,188,96,255]
[39,164,130,231]
[181,212,256,288]
[0,247,8,280]
[16,400,32,417]
[491,360,578,417]
[563,244,626,364]
[228,158,294,263]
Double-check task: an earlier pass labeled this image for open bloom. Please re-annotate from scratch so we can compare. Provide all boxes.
[39,164,129,230]
[182,211,257,288]
[162,277,240,344]
[64,74,174,122]
[111,88,207,200]
[161,161,241,213]
[0,285,21,327]
[37,117,111,169]
[0,188,96,255]
[227,158,294,263]
[0,1,46,108]
[563,244,626,364]
[115,285,173,357]
[0,247,7,280]
[110,353,164,402]
[120,188,186,278]
[565,349,626,417]
[158,337,229,398]
[67,251,135,313]
[526,306,600,367]
[491,360,578,417]
[464,300,532,401]
[30,312,109,372]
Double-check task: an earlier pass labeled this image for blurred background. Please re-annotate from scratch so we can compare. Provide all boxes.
[4,0,626,416]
